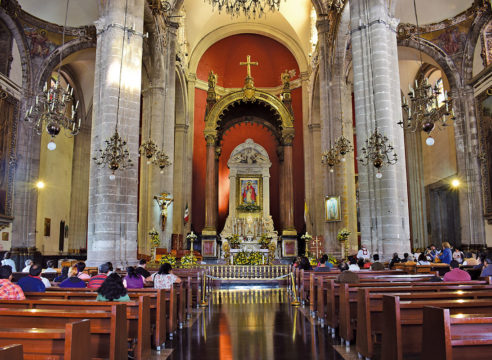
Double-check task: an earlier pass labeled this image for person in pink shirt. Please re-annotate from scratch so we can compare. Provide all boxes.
[443,260,471,282]
[76,262,91,280]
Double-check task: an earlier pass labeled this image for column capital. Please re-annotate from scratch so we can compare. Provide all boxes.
[187,72,197,83]
[205,134,217,146]
[316,18,331,34]
[175,123,189,133]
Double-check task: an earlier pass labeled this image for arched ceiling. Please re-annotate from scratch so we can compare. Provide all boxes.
[16,0,475,62]
[18,0,100,27]
[394,0,473,25]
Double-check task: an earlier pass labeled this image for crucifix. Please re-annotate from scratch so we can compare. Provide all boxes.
[312,236,321,259]
[240,55,258,78]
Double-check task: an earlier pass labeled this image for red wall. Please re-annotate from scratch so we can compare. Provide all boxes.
[192,34,305,233]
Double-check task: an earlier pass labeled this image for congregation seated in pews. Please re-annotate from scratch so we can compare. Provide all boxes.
[0,257,205,359]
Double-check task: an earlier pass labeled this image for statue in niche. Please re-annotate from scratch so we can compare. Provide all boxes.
[154,192,173,230]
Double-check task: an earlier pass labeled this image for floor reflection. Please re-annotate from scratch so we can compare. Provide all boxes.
[168,288,343,360]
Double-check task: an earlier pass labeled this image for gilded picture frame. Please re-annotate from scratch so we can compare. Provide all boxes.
[282,239,297,257]
[325,196,341,222]
[236,175,262,210]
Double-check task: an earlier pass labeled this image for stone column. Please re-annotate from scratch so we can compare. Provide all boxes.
[149,25,178,249]
[204,136,217,234]
[282,141,296,234]
[68,115,91,251]
[454,85,486,246]
[278,146,285,230]
[350,0,410,258]
[87,0,145,267]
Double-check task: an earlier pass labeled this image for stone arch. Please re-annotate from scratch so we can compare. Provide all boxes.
[0,9,33,97]
[188,23,308,75]
[35,38,96,94]
[204,89,295,145]
[463,9,492,82]
[397,37,461,93]
[0,19,13,76]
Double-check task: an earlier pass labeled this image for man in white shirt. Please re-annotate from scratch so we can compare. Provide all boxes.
[357,245,371,260]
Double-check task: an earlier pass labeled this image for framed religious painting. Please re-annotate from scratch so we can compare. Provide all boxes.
[236,175,262,211]
[325,196,341,222]
[282,238,297,257]
[201,239,217,258]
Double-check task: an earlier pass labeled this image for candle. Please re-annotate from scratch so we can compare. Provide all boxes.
[75,100,79,109]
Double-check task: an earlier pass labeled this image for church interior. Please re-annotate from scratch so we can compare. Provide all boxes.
[1,0,492,359]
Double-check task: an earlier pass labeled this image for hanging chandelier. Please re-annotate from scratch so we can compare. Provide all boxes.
[206,0,282,18]
[92,0,133,180]
[92,130,133,180]
[24,0,80,151]
[399,0,455,146]
[359,128,398,178]
[400,79,455,146]
[139,138,159,164]
[321,135,354,173]
[152,149,172,174]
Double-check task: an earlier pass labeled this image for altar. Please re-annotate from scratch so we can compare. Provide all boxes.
[220,139,279,258]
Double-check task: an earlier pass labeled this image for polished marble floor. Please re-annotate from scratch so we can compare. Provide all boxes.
[162,287,344,360]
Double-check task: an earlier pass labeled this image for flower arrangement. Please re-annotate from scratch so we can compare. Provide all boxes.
[259,234,272,249]
[309,257,318,266]
[326,254,338,265]
[222,242,231,264]
[301,232,313,241]
[233,251,250,265]
[226,234,241,249]
[236,204,261,212]
[233,251,264,265]
[159,254,176,267]
[337,228,351,242]
[267,241,276,264]
[149,228,160,248]
[181,253,198,267]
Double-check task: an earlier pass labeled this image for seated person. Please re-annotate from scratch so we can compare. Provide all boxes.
[417,253,430,265]
[404,255,416,265]
[17,264,46,292]
[123,266,145,289]
[389,253,401,269]
[438,242,453,264]
[147,263,182,290]
[348,257,360,271]
[298,256,312,271]
[43,260,58,273]
[59,266,86,288]
[314,255,332,272]
[96,273,130,302]
[76,262,91,280]
[0,265,25,300]
[22,259,32,273]
[135,259,151,278]
[1,252,17,272]
[443,260,471,282]
[88,263,111,289]
[370,254,385,270]
[54,266,69,282]
[362,258,372,269]
[480,257,492,277]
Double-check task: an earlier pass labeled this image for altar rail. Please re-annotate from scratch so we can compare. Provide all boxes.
[176,264,291,280]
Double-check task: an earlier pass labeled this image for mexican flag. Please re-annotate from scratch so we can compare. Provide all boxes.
[184,202,189,224]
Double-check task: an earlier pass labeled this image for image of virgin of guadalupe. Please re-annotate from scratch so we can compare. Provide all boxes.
[242,181,257,205]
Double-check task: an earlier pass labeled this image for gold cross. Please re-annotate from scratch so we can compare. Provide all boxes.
[240,55,258,78]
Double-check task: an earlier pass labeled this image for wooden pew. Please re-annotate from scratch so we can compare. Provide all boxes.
[0,297,150,360]
[317,277,486,335]
[0,320,90,360]
[338,279,491,344]
[356,286,492,359]
[38,287,171,348]
[0,305,127,360]
[422,307,492,360]
[381,295,492,360]
[0,344,23,360]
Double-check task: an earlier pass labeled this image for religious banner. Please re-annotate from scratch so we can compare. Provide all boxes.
[237,176,262,210]
[325,196,341,222]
